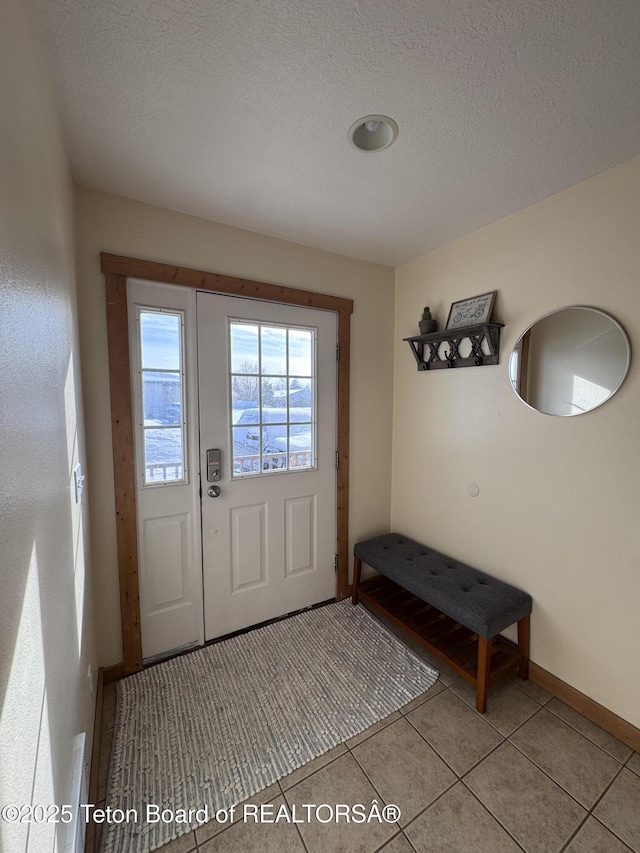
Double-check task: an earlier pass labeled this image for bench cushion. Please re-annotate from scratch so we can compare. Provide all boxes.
[354,533,532,638]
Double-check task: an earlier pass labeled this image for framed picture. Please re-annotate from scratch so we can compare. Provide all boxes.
[446,290,497,330]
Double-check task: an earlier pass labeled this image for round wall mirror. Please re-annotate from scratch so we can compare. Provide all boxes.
[509,306,631,416]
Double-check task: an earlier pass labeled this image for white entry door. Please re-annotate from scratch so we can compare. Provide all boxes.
[197,292,337,640]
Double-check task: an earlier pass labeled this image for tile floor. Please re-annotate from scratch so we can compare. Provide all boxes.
[96,638,640,853]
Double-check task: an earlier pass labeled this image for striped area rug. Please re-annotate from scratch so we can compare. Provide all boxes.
[102,600,438,853]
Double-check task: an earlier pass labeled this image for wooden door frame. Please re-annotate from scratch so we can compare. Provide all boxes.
[102,252,353,677]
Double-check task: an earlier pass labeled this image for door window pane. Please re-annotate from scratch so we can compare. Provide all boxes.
[261,376,287,422]
[232,425,260,474]
[142,372,182,425]
[139,309,186,485]
[262,423,286,455]
[230,322,315,476]
[140,312,181,370]
[288,426,312,468]
[231,375,259,413]
[144,428,184,482]
[289,329,312,376]
[230,324,259,374]
[261,326,287,375]
[288,378,312,422]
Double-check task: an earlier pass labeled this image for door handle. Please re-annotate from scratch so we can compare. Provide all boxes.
[207,485,221,498]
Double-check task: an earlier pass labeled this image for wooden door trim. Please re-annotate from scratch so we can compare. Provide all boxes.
[101,253,354,313]
[105,272,143,674]
[102,253,353,674]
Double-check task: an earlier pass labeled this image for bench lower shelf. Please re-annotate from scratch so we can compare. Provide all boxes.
[355,574,529,712]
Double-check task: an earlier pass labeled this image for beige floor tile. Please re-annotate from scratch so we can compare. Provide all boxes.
[199,795,305,853]
[284,752,396,853]
[594,769,640,852]
[508,675,553,705]
[194,783,281,846]
[450,678,540,736]
[346,711,402,748]
[399,679,447,715]
[352,718,456,825]
[628,752,640,776]
[405,783,521,853]
[100,820,196,853]
[465,743,586,853]
[407,690,502,776]
[378,832,414,852]
[546,698,633,763]
[510,709,620,808]
[278,743,347,791]
[154,830,197,852]
[564,817,633,853]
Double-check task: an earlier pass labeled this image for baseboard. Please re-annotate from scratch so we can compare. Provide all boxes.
[103,662,126,684]
[85,667,104,853]
[530,662,640,752]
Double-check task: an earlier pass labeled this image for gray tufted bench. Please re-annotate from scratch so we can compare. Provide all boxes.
[353,533,532,712]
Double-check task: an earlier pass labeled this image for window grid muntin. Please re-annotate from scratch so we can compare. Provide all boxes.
[229,320,316,478]
[138,308,188,486]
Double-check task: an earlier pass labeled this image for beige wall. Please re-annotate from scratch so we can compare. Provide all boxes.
[0,2,97,850]
[74,188,395,666]
[392,156,640,728]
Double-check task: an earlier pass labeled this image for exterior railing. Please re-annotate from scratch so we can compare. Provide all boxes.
[146,462,184,482]
[234,451,313,474]
[145,451,312,481]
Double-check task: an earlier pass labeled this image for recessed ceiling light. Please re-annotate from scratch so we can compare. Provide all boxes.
[348,115,399,153]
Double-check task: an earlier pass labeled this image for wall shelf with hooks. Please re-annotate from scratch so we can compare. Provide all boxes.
[404,322,504,371]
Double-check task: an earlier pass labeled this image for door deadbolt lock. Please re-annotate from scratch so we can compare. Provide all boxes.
[207,485,221,498]
[206,448,221,482]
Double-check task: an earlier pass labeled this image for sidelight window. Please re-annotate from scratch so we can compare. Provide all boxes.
[138,309,186,485]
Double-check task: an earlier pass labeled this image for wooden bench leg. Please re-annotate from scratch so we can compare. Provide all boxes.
[518,615,530,681]
[476,636,492,713]
[352,557,362,605]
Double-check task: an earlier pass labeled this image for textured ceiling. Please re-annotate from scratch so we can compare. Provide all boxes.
[40,0,640,266]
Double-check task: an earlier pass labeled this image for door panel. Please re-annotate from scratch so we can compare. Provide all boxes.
[197,291,337,640]
[230,503,268,590]
[128,280,203,661]
[285,495,316,577]
[143,514,189,604]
